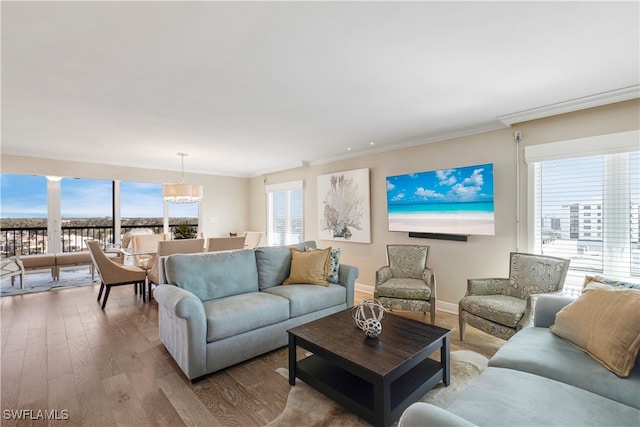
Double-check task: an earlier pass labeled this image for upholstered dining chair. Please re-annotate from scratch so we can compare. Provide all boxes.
[243,231,263,249]
[206,236,246,252]
[147,238,205,288]
[131,233,166,270]
[459,252,570,341]
[374,245,437,324]
[1,257,25,289]
[86,240,147,309]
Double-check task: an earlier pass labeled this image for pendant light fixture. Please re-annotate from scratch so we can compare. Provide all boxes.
[162,153,203,203]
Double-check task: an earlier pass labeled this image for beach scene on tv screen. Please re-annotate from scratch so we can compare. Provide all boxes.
[387,163,495,236]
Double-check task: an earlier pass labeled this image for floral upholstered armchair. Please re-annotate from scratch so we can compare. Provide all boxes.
[459,252,570,341]
[374,245,436,324]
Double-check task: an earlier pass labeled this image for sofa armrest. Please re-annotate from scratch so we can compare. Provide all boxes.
[533,294,576,328]
[153,284,208,380]
[399,403,477,427]
[466,278,509,296]
[339,264,359,307]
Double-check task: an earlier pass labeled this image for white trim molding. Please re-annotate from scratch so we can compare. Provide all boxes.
[497,85,640,126]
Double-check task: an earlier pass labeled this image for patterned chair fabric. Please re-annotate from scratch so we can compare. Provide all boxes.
[459,252,570,341]
[374,245,436,324]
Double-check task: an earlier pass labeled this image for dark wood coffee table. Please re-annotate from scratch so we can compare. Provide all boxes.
[287,309,450,427]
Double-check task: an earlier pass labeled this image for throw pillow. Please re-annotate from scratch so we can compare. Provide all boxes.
[582,275,640,292]
[283,247,331,286]
[306,246,341,284]
[550,287,640,377]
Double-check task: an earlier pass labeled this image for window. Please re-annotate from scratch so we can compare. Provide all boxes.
[61,178,114,250]
[0,174,48,255]
[526,131,639,296]
[121,181,164,234]
[266,181,303,246]
[168,202,199,238]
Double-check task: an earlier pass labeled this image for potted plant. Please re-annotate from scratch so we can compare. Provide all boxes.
[173,222,197,240]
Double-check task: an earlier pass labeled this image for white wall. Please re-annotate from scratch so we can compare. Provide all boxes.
[249,99,640,312]
[0,155,250,238]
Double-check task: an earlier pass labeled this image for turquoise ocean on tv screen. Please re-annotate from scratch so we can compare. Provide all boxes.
[388,201,494,215]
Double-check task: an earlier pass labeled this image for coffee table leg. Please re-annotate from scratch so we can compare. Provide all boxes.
[441,334,451,386]
[288,333,296,386]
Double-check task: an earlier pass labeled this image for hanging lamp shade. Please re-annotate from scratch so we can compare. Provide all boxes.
[162,183,203,203]
[163,153,203,204]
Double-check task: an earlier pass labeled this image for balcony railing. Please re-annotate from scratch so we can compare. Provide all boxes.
[0,224,193,257]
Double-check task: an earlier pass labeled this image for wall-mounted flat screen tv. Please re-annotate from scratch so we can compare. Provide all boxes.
[386,163,495,236]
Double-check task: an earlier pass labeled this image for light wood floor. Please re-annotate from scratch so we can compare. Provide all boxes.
[1,284,505,426]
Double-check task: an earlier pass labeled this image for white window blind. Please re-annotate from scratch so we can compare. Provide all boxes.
[265,181,303,246]
[526,131,639,296]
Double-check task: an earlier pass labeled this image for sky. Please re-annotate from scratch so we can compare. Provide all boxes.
[386,163,494,205]
[0,174,197,218]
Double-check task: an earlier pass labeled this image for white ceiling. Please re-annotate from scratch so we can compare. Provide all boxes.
[2,1,638,177]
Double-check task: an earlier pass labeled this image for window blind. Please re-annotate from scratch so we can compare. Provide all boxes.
[265,181,304,246]
[529,149,639,296]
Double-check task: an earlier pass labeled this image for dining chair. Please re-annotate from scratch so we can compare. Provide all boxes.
[243,231,263,249]
[86,240,147,309]
[206,236,246,252]
[147,238,205,293]
[1,257,25,289]
[131,233,166,270]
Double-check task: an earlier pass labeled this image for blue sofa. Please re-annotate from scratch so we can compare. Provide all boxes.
[399,294,640,426]
[153,241,358,380]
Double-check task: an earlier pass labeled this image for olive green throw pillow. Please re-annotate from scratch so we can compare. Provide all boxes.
[283,248,331,287]
[550,287,640,377]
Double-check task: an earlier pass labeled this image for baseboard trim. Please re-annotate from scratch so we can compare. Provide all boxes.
[355,282,374,294]
[355,282,459,314]
[437,300,459,315]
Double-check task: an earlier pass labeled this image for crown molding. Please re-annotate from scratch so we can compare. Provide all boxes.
[497,85,640,126]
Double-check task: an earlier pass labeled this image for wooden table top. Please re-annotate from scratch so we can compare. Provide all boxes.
[288,308,450,377]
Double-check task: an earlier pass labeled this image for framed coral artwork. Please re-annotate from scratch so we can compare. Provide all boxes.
[317,168,371,243]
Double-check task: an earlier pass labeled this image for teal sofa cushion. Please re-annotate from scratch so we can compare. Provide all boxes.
[263,283,347,317]
[448,367,640,427]
[165,249,259,301]
[203,292,290,343]
[254,241,316,290]
[489,326,640,409]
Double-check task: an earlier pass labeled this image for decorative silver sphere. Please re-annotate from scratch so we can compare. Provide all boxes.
[352,299,386,338]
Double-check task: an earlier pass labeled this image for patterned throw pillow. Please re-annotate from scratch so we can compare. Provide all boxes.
[582,275,640,292]
[306,246,341,285]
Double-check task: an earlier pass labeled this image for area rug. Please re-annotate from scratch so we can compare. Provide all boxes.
[0,268,96,296]
[266,350,488,427]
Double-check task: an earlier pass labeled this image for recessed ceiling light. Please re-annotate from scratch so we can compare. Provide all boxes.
[347,147,352,151]
[370,141,375,146]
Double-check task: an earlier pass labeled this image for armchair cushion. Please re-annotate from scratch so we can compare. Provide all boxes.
[460,295,526,328]
[376,278,432,300]
[388,245,429,279]
[550,287,640,377]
